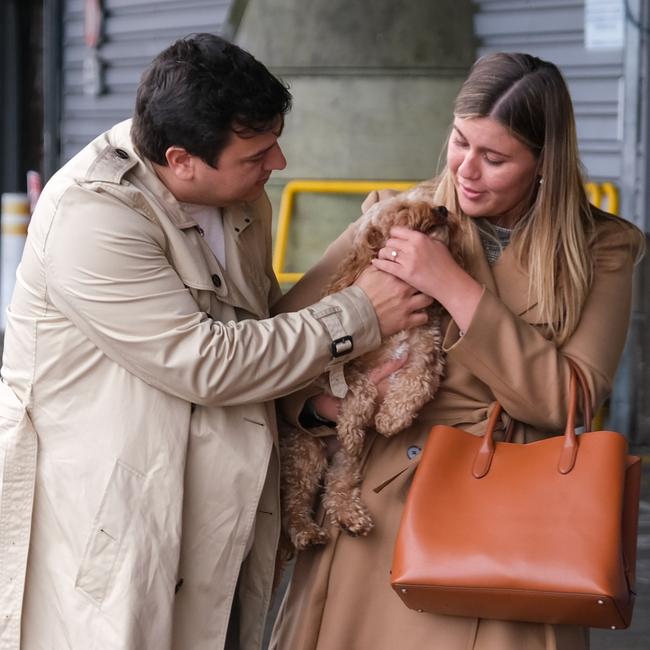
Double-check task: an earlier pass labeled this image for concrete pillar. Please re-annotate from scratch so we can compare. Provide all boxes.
[234,0,475,275]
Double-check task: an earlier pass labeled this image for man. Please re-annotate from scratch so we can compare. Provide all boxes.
[0,34,430,650]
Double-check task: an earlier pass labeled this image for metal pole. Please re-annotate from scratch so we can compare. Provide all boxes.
[43,0,63,182]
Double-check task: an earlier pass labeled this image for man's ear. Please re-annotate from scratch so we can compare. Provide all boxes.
[164,146,195,181]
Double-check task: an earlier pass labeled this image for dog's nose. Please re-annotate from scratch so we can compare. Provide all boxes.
[436,206,448,222]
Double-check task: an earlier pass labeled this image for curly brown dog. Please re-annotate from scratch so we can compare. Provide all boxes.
[280,182,463,552]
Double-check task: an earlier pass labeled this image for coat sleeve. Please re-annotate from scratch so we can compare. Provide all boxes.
[42,185,380,407]
[442,219,641,430]
[271,221,360,431]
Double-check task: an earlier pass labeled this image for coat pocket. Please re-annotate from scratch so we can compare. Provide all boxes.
[75,460,145,605]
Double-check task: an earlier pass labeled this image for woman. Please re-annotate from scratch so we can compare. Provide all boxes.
[270,53,645,650]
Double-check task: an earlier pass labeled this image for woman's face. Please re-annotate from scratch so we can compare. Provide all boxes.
[447,116,540,228]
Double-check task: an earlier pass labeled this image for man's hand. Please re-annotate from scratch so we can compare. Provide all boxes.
[354,266,433,337]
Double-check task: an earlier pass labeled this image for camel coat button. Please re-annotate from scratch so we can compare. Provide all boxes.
[211,274,221,288]
[407,445,421,460]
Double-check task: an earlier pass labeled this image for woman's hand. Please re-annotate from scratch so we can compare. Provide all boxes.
[372,225,483,334]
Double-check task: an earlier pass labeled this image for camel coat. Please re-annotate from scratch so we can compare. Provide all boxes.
[270,203,640,650]
[0,120,381,650]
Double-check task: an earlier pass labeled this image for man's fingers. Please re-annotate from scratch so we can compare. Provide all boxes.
[410,292,434,310]
[407,311,429,328]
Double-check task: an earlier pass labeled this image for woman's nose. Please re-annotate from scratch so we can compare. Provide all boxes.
[457,151,480,180]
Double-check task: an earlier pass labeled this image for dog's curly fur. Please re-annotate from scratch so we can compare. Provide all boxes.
[280,181,464,552]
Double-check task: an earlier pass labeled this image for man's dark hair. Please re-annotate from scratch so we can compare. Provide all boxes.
[131,33,292,166]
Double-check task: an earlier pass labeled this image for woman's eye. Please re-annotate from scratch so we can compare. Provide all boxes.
[484,156,504,166]
[453,138,468,148]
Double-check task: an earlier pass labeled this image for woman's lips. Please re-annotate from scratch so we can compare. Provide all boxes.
[459,183,483,200]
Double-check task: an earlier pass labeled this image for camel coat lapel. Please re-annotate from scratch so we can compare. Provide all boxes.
[468,239,540,321]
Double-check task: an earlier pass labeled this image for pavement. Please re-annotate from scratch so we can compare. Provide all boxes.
[592,448,650,650]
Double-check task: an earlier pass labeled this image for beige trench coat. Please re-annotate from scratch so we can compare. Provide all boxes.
[0,120,382,650]
[270,201,640,650]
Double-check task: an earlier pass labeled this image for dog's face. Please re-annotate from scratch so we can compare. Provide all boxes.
[366,201,455,252]
[325,196,464,297]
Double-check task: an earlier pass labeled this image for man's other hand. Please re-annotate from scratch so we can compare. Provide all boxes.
[354,266,433,338]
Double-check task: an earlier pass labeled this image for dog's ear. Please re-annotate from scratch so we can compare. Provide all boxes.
[392,201,436,232]
[365,225,385,252]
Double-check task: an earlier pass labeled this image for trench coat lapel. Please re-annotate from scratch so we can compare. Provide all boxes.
[220,203,269,320]
[131,152,268,320]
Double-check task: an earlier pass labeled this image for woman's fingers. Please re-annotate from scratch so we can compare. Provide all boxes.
[371,256,405,277]
[377,246,402,261]
[388,225,416,239]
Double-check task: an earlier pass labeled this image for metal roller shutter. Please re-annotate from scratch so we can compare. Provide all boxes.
[473,0,624,184]
[60,0,237,162]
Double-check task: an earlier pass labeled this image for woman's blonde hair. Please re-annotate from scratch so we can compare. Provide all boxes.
[433,52,644,344]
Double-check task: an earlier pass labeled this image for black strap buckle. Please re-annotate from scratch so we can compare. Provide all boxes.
[330,335,353,358]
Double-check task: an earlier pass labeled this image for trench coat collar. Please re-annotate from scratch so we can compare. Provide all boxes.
[102,120,264,318]
[469,236,539,318]
[104,120,256,235]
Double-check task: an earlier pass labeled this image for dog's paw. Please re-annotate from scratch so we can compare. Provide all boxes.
[374,410,414,437]
[290,524,330,550]
[332,503,374,538]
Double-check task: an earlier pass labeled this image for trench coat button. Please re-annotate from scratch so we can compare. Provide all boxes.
[196,226,205,237]
[114,148,129,159]
[211,274,221,288]
[175,578,184,594]
[407,445,421,460]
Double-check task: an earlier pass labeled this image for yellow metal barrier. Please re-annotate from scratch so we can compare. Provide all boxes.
[585,181,619,215]
[274,180,620,285]
[272,180,416,284]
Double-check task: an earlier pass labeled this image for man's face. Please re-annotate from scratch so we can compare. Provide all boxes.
[190,119,287,207]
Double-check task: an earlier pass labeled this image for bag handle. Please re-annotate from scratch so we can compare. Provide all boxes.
[568,359,593,430]
[473,361,592,479]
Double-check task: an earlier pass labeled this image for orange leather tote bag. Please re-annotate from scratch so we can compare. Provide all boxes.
[391,365,641,629]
